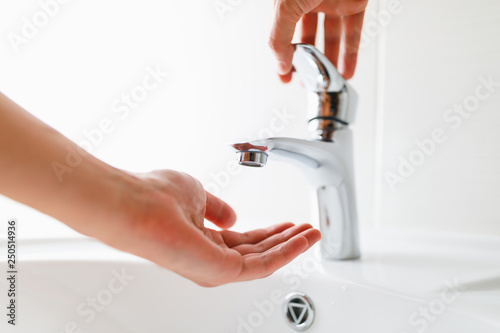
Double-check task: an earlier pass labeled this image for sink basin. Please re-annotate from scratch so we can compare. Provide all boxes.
[2,230,499,332]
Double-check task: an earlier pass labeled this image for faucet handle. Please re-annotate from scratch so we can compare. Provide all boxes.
[292,44,346,93]
[292,44,357,141]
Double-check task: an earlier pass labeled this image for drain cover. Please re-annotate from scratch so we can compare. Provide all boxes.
[284,292,315,331]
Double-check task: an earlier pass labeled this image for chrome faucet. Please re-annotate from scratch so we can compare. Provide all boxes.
[232,44,360,260]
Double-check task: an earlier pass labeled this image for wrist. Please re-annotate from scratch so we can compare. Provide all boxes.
[45,144,138,240]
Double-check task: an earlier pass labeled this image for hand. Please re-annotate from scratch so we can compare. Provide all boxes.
[0,93,320,288]
[269,0,368,82]
[105,170,321,287]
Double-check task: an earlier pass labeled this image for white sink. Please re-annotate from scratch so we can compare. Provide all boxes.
[2,230,499,332]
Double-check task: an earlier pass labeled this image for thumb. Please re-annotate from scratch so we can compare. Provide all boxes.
[205,191,237,229]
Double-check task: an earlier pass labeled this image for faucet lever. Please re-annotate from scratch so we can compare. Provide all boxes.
[292,44,346,93]
[292,44,357,141]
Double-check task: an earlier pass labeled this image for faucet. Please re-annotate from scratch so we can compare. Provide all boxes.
[232,44,360,260]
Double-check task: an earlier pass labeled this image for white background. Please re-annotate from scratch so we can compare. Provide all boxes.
[0,0,499,239]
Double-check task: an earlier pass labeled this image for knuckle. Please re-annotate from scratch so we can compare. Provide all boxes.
[242,230,253,243]
[275,0,304,23]
[255,243,264,253]
[344,42,359,55]
[268,35,289,59]
[268,36,278,52]
[268,34,286,55]
[341,0,368,15]
[350,0,368,9]
[285,0,305,19]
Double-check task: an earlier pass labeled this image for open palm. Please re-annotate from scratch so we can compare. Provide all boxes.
[116,170,321,287]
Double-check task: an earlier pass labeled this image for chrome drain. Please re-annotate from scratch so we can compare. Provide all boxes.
[284,292,315,331]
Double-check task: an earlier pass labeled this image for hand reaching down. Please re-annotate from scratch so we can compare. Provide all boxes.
[269,0,368,82]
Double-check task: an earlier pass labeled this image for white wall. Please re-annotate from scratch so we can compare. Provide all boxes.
[375,0,500,235]
[0,0,498,239]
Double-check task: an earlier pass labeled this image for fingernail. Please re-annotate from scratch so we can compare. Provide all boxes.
[275,60,289,75]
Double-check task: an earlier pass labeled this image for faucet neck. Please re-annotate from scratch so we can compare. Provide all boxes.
[308,88,349,141]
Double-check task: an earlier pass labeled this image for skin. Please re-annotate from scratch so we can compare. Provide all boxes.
[269,0,369,82]
[0,92,320,287]
[0,1,367,287]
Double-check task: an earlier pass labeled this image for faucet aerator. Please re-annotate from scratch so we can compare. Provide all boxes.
[238,151,268,167]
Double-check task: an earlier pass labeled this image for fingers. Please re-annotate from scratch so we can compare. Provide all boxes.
[237,229,321,281]
[191,224,320,286]
[231,223,314,255]
[220,222,295,248]
[300,228,321,252]
[241,235,308,280]
[324,14,342,68]
[299,12,318,45]
[204,191,236,229]
[294,12,317,84]
[340,10,365,79]
[244,227,321,258]
[269,0,323,80]
[278,71,294,83]
[269,0,367,82]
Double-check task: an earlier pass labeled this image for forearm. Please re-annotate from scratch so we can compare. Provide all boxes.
[0,92,132,237]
